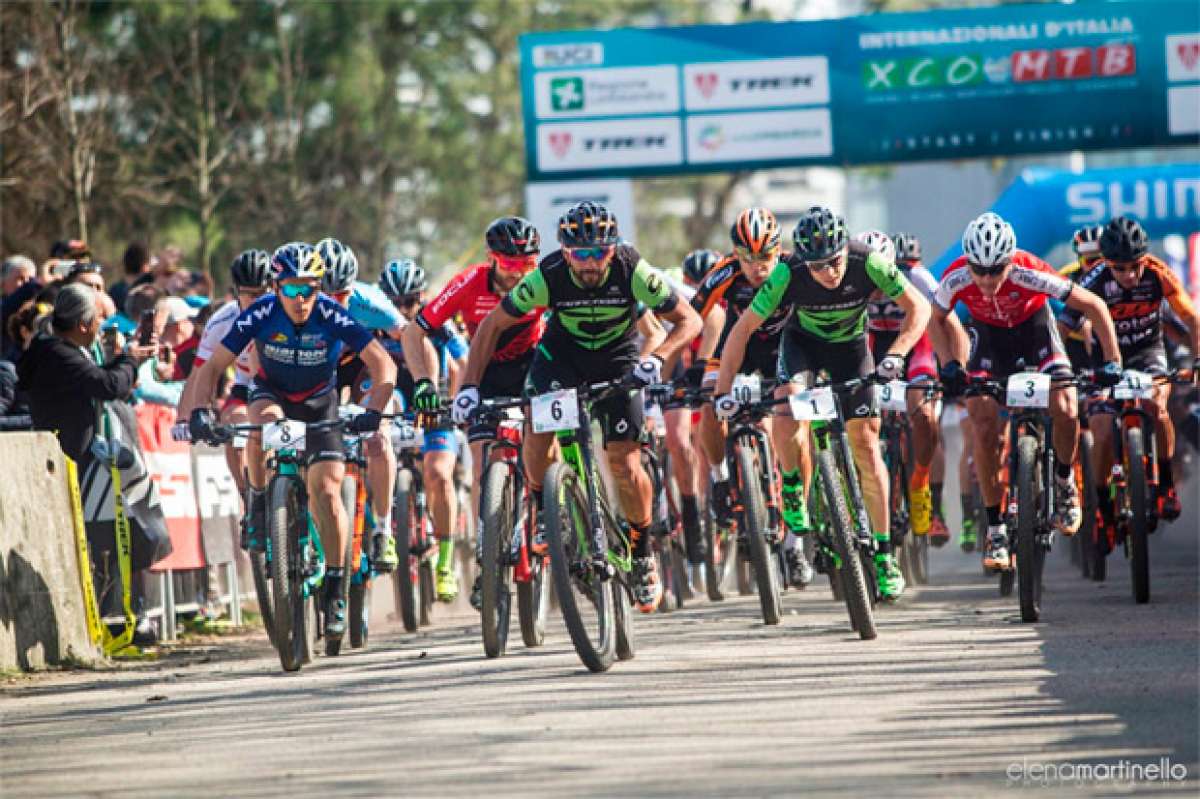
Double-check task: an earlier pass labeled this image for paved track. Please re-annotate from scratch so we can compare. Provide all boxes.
[2,474,1197,797]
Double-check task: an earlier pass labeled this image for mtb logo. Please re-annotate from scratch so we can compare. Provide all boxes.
[693,72,718,98]
[548,133,572,158]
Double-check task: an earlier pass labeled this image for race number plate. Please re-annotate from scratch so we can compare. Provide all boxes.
[732,373,762,406]
[788,387,838,421]
[262,419,306,451]
[531,388,580,434]
[1006,373,1051,408]
[390,423,423,450]
[1113,369,1154,400]
[879,380,908,412]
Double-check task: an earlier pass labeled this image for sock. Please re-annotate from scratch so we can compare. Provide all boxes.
[781,468,803,494]
[710,461,729,483]
[629,520,651,558]
[437,539,454,573]
[910,463,931,489]
[986,505,1002,527]
[325,568,344,602]
[961,493,975,517]
[249,487,266,517]
[1158,458,1174,488]
[931,482,944,516]
[374,512,391,534]
[874,531,892,553]
[1055,458,1073,481]
[680,494,705,564]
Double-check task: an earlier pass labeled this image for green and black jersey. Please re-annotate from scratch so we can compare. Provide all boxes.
[502,244,678,351]
[750,240,909,343]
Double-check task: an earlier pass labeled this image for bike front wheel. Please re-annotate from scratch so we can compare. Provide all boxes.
[268,475,307,672]
[479,460,514,658]
[737,445,781,625]
[1016,435,1045,622]
[1125,426,1150,604]
[816,448,876,640]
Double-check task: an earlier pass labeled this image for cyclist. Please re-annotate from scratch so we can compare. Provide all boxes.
[1060,216,1199,528]
[317,237,410,572]
[186,242,397,642]
[692,208,816,586]
[399,217,546,608]
[1056,225,1106,370]
[176,249,271,546]
[862,230,944,547]
[714,206,932,602]
[453,201,702,613]
[379,257,470,601]
[929,212,1122,572]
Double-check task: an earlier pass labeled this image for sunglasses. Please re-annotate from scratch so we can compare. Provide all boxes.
[735,245,779,263]
[399,294,422,307]
[279,282,317,300]
[493,252,538,271]
[565,245,612,261]
[968,259,1009,277]
[804,253,844,272]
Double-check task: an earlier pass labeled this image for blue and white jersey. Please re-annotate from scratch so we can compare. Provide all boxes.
[346,281,405,332]
[222,293,374,400]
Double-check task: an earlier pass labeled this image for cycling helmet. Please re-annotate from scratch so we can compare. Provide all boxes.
[486,216,541,256]
[271,241,323,281]
[316,237,359,293]
[730,207,781,255]
[1099,216,1149,262]
[379,258,427,298]
[792,206,848,261]
[230,249,271,288]
[961,212,1016,269]
[1072,225,1103,258]
[891,232,922,262]
[854,230,896,263]
[557,201,619,247]
[682,249,721,284]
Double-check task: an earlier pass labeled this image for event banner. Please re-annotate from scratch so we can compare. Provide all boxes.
[520,0,1200,179]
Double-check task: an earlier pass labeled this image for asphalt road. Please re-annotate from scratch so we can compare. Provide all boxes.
[2,473,1197,797]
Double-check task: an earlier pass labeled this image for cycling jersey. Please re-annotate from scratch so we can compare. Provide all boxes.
[935,250,1072,328]
[194,300,255,387]
[221,293,373,401]
[1060,255,1196,355]
[503,244,678,351]
[692,254,792,349]
[417,263,543,362]
[751,241,908,343]
[867,264,938,332]
[345,281,406,332]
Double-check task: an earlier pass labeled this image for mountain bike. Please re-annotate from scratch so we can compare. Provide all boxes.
[536,378,638,673]
[878,380,938,587]
[964,371,1077,622]
[468,396,551,658]
[389,415,435,633]
[641,408,691,613]
[336,407,379,652]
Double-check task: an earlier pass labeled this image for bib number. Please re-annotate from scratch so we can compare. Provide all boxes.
[262,419,306,452]
[531,389,580,434]
[1006,373,1051,408]
[732,373,762,406]
[1113,369,1154,400]
[390,423,423,451]
[789,387,838,421]
[880,380,908,412]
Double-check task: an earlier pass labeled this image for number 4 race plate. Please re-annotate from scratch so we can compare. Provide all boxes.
[1006,372,1051,408]
[531,388,580,434]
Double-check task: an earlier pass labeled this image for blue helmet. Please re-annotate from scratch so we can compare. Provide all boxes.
[271,241,323,281]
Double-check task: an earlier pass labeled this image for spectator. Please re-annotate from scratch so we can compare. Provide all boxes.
[110,242,154,313]
[65,262,117,320]
[15,283,154,462]
[1,255,35,297]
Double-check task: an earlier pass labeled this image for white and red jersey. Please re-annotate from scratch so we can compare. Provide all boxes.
[416,262,544,362]
[935,249,1073,328]
[194,299,256,386]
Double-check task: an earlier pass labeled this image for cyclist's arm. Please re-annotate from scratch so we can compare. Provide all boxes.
[180,344,236,418]
[462,305,524,386]
[1062,287,1119,364]
[1159,264,1200,355]
[359,339,398,413]
[714,308,764,396]
[400,322,442,383]
[637,307,667,357]
[885,282,931,358]
[697,303,726,361]
[928,305,969,366]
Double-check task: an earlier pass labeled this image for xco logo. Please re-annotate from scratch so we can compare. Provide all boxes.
[550,76,584,111]
[693,72,718,98]
[548,132,572,158]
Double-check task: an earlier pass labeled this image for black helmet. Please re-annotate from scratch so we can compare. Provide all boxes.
[231,249,271,288]
[1072,225,1103,257]
[891,232,922,262]
[792,206,848,261]
[682,249,720,285]
[1099,216,1148,262]
[486,216,541,257]
[557,201,619,247]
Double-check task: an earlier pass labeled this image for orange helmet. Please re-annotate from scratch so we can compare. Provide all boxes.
[731,207,781,256]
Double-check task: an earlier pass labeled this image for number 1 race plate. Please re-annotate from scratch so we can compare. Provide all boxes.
[531,388,580,434]
[788,387,838,421]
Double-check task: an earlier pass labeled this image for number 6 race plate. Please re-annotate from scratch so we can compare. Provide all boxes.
[531,388,580,434]
[1006,372,1051,408]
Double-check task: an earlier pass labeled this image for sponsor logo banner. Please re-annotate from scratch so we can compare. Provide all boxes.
[683,57,829,110]
[536,117,683,172]
[686,109,832,164]
[535,65,679,119]
[1166,33,1200,82]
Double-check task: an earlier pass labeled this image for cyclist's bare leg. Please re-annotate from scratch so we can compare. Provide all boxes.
[770,383,812,483]
[846,417,888,535]
[1050,385,1080,469]
[423,449,457,543]
[606,440,652,529]
[958,412,976,490]
[1149,383,1175,463]
[365,426,396,522]
[219,402,250,496]
[307,459,349,565]
[966,396,1006,508]
[1090,409,1116,499]
[698,405,725,468]
[664,408,700,497]
[245,399,283,491]
[908,390,938,473]
[522,428,556,492]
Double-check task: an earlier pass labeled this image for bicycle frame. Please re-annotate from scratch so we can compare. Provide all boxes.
[474,401,538,583]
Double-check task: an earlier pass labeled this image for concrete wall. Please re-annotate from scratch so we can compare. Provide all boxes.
[0,433,100,670]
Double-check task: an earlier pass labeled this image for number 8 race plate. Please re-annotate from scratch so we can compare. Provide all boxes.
[531,388,580,434]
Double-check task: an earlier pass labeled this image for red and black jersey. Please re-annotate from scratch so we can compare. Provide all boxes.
[416,263,544,362]
[691,254,791,353]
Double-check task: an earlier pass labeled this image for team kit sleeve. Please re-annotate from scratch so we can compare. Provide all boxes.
[417,268,472,333]
[908,266,940,303]
[632,259,679,313]
[865,251,909,299]
[349,283,406,331]
[1153,257,1198,319]
[750,260,792,318]
[502,266,550,316]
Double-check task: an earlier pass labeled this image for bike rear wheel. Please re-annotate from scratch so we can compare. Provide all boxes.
[349,580,369,649]
[268,475,307,672]
[479,460,514,658]
[816,448,876,640]
[517,553,550,648]
[703,522,736,602]
[1016,435,1045,622]
[738,445,781,625]
[1125,426,1150,604]
[544,462,616,673]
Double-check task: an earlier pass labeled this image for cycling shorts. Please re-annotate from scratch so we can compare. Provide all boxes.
[967,305,1071,380]
[220,384,249,416]
[469,352,534,444]
[777,326,878,420]
[868,330,936,382]
[248,382,343,464]
[525,339,643,444]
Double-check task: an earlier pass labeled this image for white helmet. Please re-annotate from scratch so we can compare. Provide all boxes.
[854,230,895,263]
[962,212,1016,269]
[316,237,359,293]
